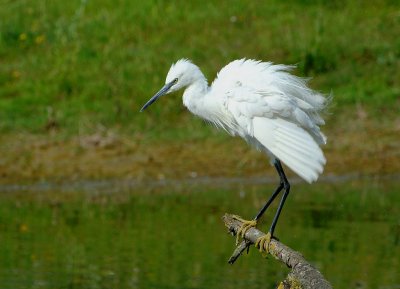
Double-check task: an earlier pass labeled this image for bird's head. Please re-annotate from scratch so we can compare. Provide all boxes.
[140,59,203,112]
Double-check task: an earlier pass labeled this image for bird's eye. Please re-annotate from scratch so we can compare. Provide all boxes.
[173,78,178,84]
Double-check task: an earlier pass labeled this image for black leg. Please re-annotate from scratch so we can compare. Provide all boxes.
[252,159,285,221]
[237,158,290,252]
[268,159,290,236]
[253,181,282,221]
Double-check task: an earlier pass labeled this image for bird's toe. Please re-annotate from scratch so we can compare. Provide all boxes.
[255,232,272,254]
[232,215,258,245]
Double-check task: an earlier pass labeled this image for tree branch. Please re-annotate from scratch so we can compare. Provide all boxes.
[223,214,333,289]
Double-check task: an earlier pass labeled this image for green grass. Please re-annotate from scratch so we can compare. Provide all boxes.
[0,0,399,137]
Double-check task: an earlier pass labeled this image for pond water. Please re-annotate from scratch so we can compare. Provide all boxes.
[0,177,399,289]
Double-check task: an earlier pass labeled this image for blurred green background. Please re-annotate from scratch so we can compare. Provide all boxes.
[1,0,399,136]
[0,0,399,288]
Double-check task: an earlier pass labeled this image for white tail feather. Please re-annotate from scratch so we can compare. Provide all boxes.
[253,117,326,183]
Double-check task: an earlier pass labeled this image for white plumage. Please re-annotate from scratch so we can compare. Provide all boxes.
[142,58,329,183]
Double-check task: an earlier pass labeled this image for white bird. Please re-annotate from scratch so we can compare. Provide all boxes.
[140,58,328,252]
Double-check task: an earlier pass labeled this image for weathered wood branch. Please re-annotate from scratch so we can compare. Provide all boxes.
[223,214,333,289]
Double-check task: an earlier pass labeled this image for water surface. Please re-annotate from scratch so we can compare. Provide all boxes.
[0,177,399,289]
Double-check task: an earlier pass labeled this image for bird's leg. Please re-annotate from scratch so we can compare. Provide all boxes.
[255,159,290,253]
[233,160,285,245]
[232,185,282,245]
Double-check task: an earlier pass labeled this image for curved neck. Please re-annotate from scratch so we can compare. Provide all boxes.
[182,77,208,109]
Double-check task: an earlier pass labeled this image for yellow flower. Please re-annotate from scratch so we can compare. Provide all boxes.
[19,223,29,232]
[19,33,27,41]
[35,34,45,44]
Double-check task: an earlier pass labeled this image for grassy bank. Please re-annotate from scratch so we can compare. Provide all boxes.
[0,115,399,184]
[1,0,399,137]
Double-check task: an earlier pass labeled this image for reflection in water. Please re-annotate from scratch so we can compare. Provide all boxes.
[0,179,399,289]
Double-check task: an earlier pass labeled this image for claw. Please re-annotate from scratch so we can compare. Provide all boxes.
[255,232,272,254]
[232,215,257,245]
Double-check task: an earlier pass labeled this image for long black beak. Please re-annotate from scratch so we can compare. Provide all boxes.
[140,80,176,112]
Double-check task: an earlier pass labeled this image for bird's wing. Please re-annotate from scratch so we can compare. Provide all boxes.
[210,59,328,182]
[252,117,325,183]
[211,59,327,143]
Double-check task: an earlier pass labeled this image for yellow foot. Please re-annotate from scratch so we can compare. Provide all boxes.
[255,232,272,253]
[232,215,257,245]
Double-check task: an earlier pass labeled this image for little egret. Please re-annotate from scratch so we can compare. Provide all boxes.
[140,59,328,252]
